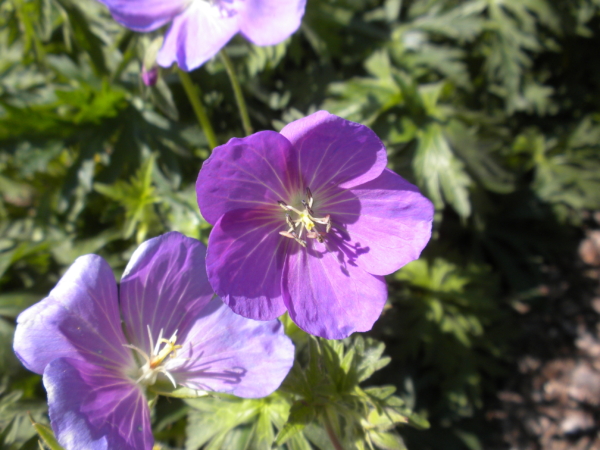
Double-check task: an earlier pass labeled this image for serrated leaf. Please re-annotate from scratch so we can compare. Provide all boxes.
[414,123,471,218]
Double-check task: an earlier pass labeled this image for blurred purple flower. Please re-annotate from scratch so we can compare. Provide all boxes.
[97,0,306,71]
[141,64,158,86]
[196,111,434,339]
[13,232,294,450]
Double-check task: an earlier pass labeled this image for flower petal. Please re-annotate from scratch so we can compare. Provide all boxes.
[44,358,152,450]
[323,169,434,276]
[197,130,300,225]
[170,298,294,398]
[280,111,388,192]
[97,0,190,32]
[206,209,288,321]
[238,0,306,46]
[156,0,240,71]
[13,255,132,375]
[282,234,387,339]
[120,232,214,356]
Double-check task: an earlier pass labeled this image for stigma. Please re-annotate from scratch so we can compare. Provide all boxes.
[278,187,331,247]
[124,326,182,388]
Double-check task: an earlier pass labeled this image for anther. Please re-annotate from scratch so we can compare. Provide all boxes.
[285,213,294,229]
[277,187,330,247]
[307,231,325,243]
[306,187,314,209]
[279,230,306,247]
[301,199,314,215]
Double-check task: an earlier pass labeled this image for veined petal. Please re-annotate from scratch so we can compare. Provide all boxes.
[44,358,152,450]
[239,0,306,46]
[157,0,240,71]
[170,298,294,398]
[280,111,388,192]
[282,234,387,339]
[197,131,300,225]
[98,0,191,32]
[206,208,288,321]
[324,169,434,276]
[120,232,214,356]
[13,255,132,375]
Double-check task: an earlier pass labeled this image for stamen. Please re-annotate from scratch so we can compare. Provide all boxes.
[123,344,150,364]
[147,325,154,356]
[125,328,183,389]
[163,370,177,388]
[154,328,164,355]
[306,187,313,208]
[277,187,332,247]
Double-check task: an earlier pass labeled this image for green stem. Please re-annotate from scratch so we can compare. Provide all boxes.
[220,50,253,136]
[177,68,218,150]
[322,410,344,450]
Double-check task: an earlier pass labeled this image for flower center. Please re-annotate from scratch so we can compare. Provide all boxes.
[124,327,182,388]
[278,187,331,247]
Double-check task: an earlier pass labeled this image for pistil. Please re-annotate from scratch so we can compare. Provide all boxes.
[278,188,331,246]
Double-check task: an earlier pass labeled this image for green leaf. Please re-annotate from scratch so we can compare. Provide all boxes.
[52,0,108,76]
[0,292,42,319]
[414,123,471,217]
[94,154,161,242]
[0,417,14,446]
[185,393,291,450]
[364,386,396,401]
[275,403,314,446]
[369,431,407,450]
[246,40,290,77]
[32,422,64,450]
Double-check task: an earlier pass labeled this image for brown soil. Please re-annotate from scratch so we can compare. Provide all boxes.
[489,219,600,449]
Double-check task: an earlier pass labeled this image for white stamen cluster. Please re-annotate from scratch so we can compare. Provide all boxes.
[278,187,331,247]
[124,326,181,388]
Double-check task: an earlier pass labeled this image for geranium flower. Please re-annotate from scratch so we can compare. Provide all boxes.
[196,111,434,339]
[13,232,294,450]
[97,0,307,71]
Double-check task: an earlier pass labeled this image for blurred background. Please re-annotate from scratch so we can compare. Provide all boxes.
[2,0,600,449]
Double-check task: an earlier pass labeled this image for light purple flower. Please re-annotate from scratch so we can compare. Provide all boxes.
[13,232,294,450]
[97,0,307,71]
[141,64,158,86]
[196,111,434,339]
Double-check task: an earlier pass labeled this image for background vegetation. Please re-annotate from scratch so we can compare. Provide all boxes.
[2,0,600,448]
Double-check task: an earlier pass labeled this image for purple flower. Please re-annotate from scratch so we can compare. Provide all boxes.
[97,0,307,71]
[141,64,158,86]
[13,232,294,450]
[196,111,434,339]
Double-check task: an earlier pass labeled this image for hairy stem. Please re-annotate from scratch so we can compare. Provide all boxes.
[220,50,253,136]
[322,410,344,450]
[177,68,218,150]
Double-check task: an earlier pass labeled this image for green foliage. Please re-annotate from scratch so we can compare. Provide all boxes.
[94,154,162,243]
[391,258,506,418]
[183,335,426,450]
[1,0,600,448]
